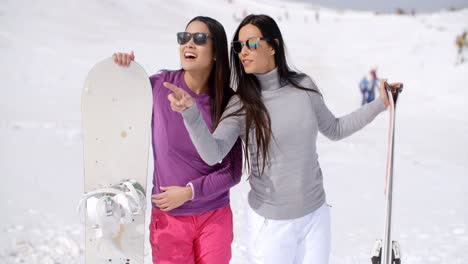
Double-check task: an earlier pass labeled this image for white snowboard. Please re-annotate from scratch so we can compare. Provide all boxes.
[82,58,152,264]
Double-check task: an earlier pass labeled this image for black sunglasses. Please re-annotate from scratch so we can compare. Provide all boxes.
[177,32,210,45]
[231,37,270,53]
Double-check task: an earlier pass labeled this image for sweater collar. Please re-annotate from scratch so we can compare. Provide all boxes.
[254,67,281,91]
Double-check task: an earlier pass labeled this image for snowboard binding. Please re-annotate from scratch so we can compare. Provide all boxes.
[77,179,146,239]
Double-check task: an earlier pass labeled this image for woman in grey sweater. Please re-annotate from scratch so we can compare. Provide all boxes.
[164,14,402,264]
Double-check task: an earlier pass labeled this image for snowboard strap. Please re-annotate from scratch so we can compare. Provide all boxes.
[77,179,146,238]
[121,180,145,215]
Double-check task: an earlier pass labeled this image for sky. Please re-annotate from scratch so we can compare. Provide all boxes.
[292,0,468,12]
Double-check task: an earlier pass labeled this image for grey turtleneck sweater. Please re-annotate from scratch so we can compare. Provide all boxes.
[181,68,386,220]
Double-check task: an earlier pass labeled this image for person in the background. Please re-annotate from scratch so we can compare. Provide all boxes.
[456,31,467,64]
[164,14,403,263]
[367,68,379,103]
[359,68,379,105]
[112,16,242,264]
[359,76,369,105]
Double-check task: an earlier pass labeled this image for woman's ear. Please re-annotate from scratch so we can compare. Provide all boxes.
[270,38,280,55]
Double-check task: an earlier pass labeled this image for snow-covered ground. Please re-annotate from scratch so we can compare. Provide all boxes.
[1,0,467,263]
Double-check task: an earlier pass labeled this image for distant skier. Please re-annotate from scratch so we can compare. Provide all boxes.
[455,31,467,64]
[359,77,369,105]
[359,68,379,105]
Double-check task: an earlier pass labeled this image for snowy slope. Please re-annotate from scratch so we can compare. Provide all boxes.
[1,0,467,263]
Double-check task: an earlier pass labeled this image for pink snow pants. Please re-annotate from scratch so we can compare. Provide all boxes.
[149,205,233,264]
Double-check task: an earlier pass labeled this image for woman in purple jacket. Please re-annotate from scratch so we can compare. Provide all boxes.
[113,16,242,264]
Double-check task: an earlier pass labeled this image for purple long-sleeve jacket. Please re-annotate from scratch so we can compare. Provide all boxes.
[150,69,242,215]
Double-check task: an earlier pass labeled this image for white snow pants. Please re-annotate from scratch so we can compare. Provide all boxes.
[246,202,331,264]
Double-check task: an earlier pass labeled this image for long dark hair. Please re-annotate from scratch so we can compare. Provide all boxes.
[186,16,234,129]
[228,14,320,175]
